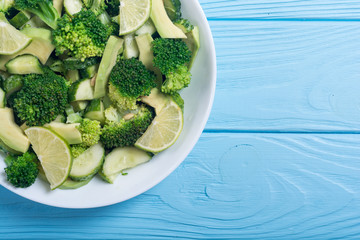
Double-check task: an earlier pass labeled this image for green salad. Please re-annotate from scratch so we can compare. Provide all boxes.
[0,0,200,190]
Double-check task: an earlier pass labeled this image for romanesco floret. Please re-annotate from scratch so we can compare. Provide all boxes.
[77,118,102,147]
[101,105,154,149]
[52,10,111,61]
[11,69,68,126]
[152,38,192,94]
[14,0,59,29]
[5,152,39,188]
[108,58,156,110]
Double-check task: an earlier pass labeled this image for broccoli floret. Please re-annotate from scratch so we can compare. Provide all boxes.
[70,118,101,157]
[161,65,191,94]
[174,18,194,33]
[0,0,14,14]
[105,0,119,17]
[109,58,156,110]
[14,0,59,29]
[5,152,39,188]
[77,118,102,147]
[11,69,68,127]
[101,105,154,149]
[52,10,111,61]
[152,38,192,94]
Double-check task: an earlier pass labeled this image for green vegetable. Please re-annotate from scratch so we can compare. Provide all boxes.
[63,57,100,70]
[52,10,111,61]
[76,118,101,147]
[174,18,194,33]
[14,0,59,29]
[161,65,191,94]
[11,68,68,126]
[9,10,31,28]
[163,0,181,21]
[105,0,118,17]
[108,58,156,110]
[0,0,15,14]
[5,151,39,188]
[3,74,23,98]
[5,54,43,75]
[101,105,154,149]
[93,35,124,99]
[152,38,192,94]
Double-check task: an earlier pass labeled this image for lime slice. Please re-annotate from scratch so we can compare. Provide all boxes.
[135,100,183,153]
[25,127,72,190]
[0,21,32,55]
[116,0,151,35]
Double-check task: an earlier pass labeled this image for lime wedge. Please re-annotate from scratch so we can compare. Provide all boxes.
[135,100,183,153]
[25,127,72,190]
[114,0,151,35]
[0,21,32,55]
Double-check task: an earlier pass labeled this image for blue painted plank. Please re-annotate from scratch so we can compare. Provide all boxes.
[206,20,360,131]
[1,133,360,239]
[199,0,360,19]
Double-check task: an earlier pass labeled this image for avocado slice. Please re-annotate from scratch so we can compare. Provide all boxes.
[94,36,124,98]
[45,122,82,145]
[135,33,163,88]
[0,108,30,154]
[183,26,200,70]
[150,0,186,39]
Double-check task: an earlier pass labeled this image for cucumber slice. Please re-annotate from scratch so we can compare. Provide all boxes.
[9,11,31,29]
[68,78,94,102]
[69,143,105,181]
[84,99,105,124]
[59,177,92,190]
[94,36,124,98]
[45,122,82,145]
[5,54,43,75]
[101,146,152,184]
[3,74,23,98]
[123,34,139,59]
[0,88,5,108]
[64,0,83,15]
[63,57,99,70]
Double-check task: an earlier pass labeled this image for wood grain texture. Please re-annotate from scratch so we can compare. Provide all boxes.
[206,20,360,131]
[1,133,360,239]
[199,0,360,19]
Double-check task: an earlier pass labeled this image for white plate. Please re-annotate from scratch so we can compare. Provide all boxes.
[0,0,216,208]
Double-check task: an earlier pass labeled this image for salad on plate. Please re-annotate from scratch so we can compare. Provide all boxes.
[0,0,200,190]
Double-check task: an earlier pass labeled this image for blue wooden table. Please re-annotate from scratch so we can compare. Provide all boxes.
[2,1,360,239]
